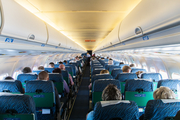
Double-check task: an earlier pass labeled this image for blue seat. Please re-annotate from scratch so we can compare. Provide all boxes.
[92,79,120,106]
[108,66,121,73]
[144,99,180,120]
[111,69,123,79]
[91,74,113,84]
[54,64,59,68]
[66,64,77,77]
[32,70,43,75]
[0,94,37,120]
[61,70,70,84]
[125,79,154,115]
[0,80,24,93]
[92,66,104,73]
[25,80,56,120]
[44,68,55,73]
[93,100,139,120]
[49,73,64,94]
[115,73,137,82]
[65,66,73,77]
[92,69,105,77]
[17,73,38,88]
[131,68,147,73]
[141,73,162,82]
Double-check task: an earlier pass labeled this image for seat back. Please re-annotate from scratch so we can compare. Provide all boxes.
[125,80,154,107]
[141,73,162,82]
[65,66,73,77]
[0,94,37,120]
[54,64,59,68]
[131,68,147,73]
[116,73,138,94]
[108,66,121,74]
[111,69,123,79]
[92,69,105,76]
[17,74,38,88]
[44,68,55,73]
[91,74,113,84]
[0,80,24,94]
[61,70,70,84]
[119,64,129,68]
[32,70,43,75]
[66,64,76,76]
[25,80,56,120]
[92,79,120,106]
[144,99,180,120]
[49,73,64,94]
[94,100,139,120]
[157,79,180,99]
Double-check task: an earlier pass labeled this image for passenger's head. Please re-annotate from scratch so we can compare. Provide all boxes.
[63,60,67,64]
[130,64,135,67]
[22,67,32,73]
[122,66,131,73]
[100,70,109,74]
[4,76,14,80]
[102,84,122,101]
[153,86,176,100]
[38,71,49,80]
[52,68,61,74]
[119,62,124,65]
[38,66,44,70]
[136,71,143,78]
[59,62,63,64]
[49,62,54,68]
[59,64,65,70]
[108,60,113,65]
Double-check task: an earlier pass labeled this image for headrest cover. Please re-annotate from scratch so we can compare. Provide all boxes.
[101,100,130,107]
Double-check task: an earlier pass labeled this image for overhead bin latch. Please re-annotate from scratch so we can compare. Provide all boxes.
[28,34,35,40]
[135,26,143,36]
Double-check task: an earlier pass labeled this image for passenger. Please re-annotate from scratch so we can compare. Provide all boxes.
[4,76,14,80]
[38,66,44,70]
[59,64,74,86]
[136,71,143,78]
[175,110,180,120]
[153,86,175,99]
[63,60,68,65]
[130,64,135,67]
[88,70,109,90]
[86,84,122,120]
[52,68,70,94]
[22,67,32,73]
[49,62,55,68]
[59,61,63,64]
[119,62,124,65]
[108,59,113,65]
[38,71,61,112]
[122,65,131,73]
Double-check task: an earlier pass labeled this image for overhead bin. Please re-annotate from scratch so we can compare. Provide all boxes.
[0,0,47,43]
[119,0,180,41]
[46,24,67,48]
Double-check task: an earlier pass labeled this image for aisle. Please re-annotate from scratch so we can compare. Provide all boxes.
[69,66,90,120]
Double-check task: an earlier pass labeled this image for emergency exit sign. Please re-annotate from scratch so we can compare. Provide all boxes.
[85,40,96,42]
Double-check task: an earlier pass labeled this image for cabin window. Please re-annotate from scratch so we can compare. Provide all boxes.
[13,70,22,79]
[150,67,156,73]
[172,73,180,79]
[159,70,168,79]
[0,73,9,80]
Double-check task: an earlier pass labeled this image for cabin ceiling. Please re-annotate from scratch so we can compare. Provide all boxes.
[15,0,141,50]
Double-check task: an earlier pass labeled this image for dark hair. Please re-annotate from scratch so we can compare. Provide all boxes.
[102,84,121,101]
[49,62,54,65]
[64,60,67,64]
[38,66,44,70]
[22,67,32,73]
[58,62,63,64]
[52,68,61,74]
[119,62,124,65]
[4,76,14,80]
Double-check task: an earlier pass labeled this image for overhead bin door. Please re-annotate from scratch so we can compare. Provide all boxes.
[46,24,66,48]
[119,0,180,42]
[0,0,47,43]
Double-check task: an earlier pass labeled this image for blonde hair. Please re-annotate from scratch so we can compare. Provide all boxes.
[38,71,49,80]
[153,86,176,99]
[122,66,131,73]
[100,70,109,74]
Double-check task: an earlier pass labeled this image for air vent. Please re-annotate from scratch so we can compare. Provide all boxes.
[135,26,143,36]
[28,34,35,40]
